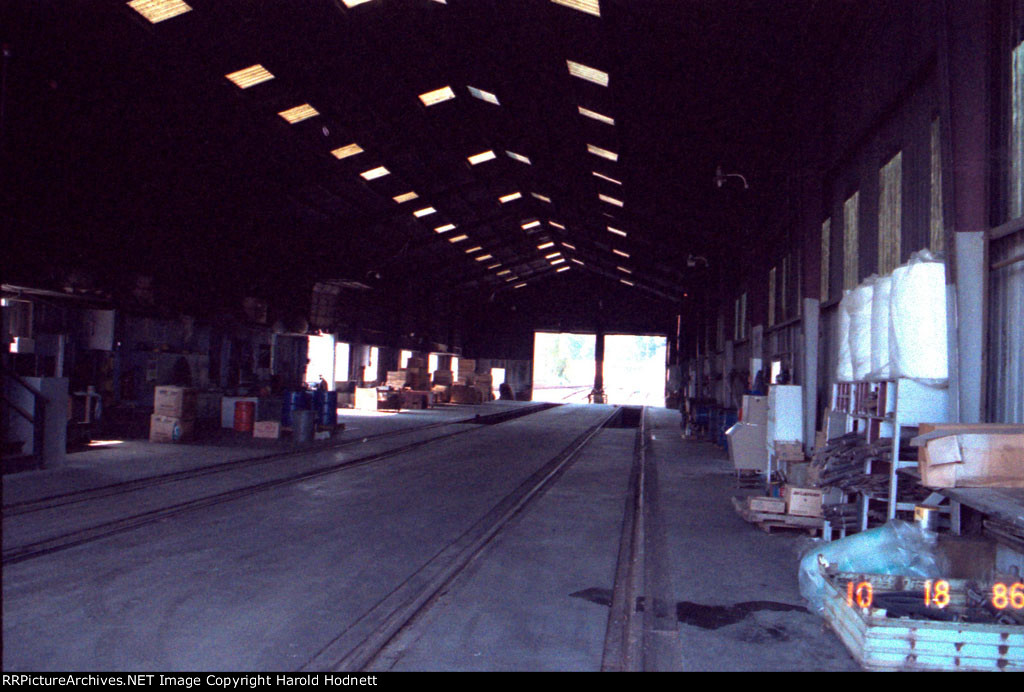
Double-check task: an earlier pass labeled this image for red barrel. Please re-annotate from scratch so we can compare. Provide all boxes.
[234,401,255,432]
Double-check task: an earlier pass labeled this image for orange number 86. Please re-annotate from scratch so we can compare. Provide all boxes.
[992,582,1024,610]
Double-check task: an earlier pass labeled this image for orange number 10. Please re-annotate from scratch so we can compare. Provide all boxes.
[846,581,873,609]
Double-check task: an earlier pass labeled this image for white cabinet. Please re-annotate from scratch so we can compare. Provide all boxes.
[766,385,803,447]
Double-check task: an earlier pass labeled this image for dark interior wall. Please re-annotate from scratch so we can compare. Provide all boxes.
[458,273,678,360]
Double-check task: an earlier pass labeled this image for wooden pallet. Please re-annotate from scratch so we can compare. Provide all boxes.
[732,496,824,536]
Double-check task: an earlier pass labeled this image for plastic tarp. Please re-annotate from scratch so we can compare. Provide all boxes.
[848,281,875,381]
[889,250,948,383]
[868,275,893,380]
[836,290,854,382]
[798,521,948,613]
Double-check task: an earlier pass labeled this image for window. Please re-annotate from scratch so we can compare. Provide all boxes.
[1011,39,1024,219]
[930,119,945,254]
[768,267,777,327]
[820,218,831,302]
[734,292,748,341]
[843,192,860,290]
[878,151,902,275]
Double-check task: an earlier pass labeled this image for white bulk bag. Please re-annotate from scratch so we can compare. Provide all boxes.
[889,250,948,383]
[849,280,875,381]
[836,290,854,382]
[868,275,893,380]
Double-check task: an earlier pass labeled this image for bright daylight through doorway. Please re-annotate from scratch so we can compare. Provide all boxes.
[531,332,667,406]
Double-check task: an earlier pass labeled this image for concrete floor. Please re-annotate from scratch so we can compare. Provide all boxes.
[1,403,859,671]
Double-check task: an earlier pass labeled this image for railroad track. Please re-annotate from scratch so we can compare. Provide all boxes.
[1,403,556,565]
[298,405,674,673]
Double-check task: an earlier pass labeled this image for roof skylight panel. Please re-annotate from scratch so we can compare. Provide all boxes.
[593,171,622,185]
[468,150,497,165]
[499,192,522,203]
[587,144,618,161]
[128,0,192,23]
[578,105,614,125]
[413,207,437,218]
[522,221,542,230]
[557,265,571,272]
[225,65,274,89]
[393,192,419,203]
[566,60,609,87]
[467,86,500,105]
[613,249,630,258]
[434,224,456,233]
[331,143,364,160]
[279,104,319,124]
[531,193,551,203]
[360,166,390,180]
[607,226,627,237]
[449,234,469,243]
[552,0,600,17]
[599,193,624,207]
[506,151,532,165]
[419,86,456,106]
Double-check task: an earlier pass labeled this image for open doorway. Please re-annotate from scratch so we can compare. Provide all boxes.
[305,334,335,389]
[490,367,506,399]
[335,342,350,385]
[531,332,596,403]
[603,334,668,406]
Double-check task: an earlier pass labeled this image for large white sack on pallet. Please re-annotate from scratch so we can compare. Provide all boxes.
[849,280,875,381]
[836,290,854,382]
[868,275,893,380]
[889,250,948,383]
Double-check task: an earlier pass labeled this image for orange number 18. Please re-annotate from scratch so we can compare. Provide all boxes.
[924,579,951,608]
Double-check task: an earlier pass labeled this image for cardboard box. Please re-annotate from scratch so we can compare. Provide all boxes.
[407,356,427,369]
[784,486,824,517]
[400,390,433,410]
[154,386,197,420]
[748,496,787,514]
[149,414,194,443]
[354,387,379,411]
[912,424,1024,488]
[253,420,281,439]
[725,422,768,471]
[432,370,454,386]
[458,359,476,376]
[775,441,805,462]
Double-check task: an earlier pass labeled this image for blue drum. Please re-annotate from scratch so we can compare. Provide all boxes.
[282,389,312,426]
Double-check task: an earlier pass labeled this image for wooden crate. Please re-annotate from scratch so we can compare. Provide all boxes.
[822,572,1024,671]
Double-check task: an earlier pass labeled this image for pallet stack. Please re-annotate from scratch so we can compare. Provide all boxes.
[732,491,824,536]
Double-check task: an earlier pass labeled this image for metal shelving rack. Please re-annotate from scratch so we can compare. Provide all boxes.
[828,379,952,536]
